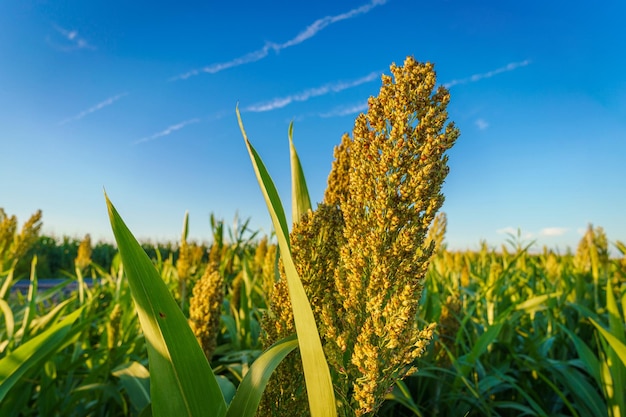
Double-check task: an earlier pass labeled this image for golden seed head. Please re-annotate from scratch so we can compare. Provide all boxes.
[75,234,92,272]
[188,264,224,361]
[1,209,42,265]
[261,56,459,416]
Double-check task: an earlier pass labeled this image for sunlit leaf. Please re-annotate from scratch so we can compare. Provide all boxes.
[106,194,227,417]
[237,108,337,417]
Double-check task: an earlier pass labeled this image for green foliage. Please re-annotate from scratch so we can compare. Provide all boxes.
[1,208,625,416]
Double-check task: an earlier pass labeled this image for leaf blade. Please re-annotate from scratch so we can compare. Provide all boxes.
[226,334,299,417]
[237,109,337,417]
[106,194,227,417]
[289,122,312,223]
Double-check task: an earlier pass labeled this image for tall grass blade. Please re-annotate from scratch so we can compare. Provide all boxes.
[458,308,513,377]
[19,256,38,341]
[589,319,626,368]
[237,108,337,417]
[106,194,227,417]
[112,362,151,413]
[0,307,83,403]
[385,380,423,416]
[288,122,311,223]
[560,324,602,384]
[0,267,16,300]
[0,299,14,341]
[226,334,298,417]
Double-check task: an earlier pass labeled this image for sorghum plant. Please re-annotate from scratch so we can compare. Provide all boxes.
[261,56,460,416]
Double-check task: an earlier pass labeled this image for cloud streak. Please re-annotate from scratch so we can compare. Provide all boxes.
[59,93,128,125]
[172,0,388,80]
[320,101,369,118]
[48,24,95,52]
[133,118,200,145]
[475,118,489,130]
[540,227,569,237]
[245,71,380,112]
[444,60,531,88]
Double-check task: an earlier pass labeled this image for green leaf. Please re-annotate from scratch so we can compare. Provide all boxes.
[605,280,626,344]
[217,376,237,406]
[0,299,14,341]
[112,361,151,413]
[457,308,513,377]
[0,307,83,403]
[590,318,626,369]
[181,210,189,242]
[385,380,423,416]
[559,324,602,385]
[20,256,38,341]
[106,194,227,417]
[226,334,298,417]
[288,122,311,223]
[514,293,559,314]
[237,108,337,417]
[551,363,606,417]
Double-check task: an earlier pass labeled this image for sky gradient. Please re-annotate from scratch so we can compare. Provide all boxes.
[1,0,625,254]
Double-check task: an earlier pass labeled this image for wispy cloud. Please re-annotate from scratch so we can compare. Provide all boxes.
[48,24,95,52]
[539,227,569,237]
[59,93,128,125]
[320,101,369,118]
[496,226,520,236]
[475,118,489,130]
[496,227,534,240]
[172,0,388,80]
[133,119,200,145]
[245,71,380,112]
[498,226,569,239]
[444,60,531,88]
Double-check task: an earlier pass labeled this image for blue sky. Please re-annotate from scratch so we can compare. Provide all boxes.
[1,0,625,253]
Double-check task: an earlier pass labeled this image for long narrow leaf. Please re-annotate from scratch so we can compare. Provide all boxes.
[457,308,513,377]
[0,307,83,403]
[559,324,602,385]
[0,299,14,341]
[288,122,311,223]
[106,194,227,417]
[20,257,38,341]
[237,108,337,417]
[603,279,626,414]
[226,334,298,417]
[589,319,626,368]
[112,362,151,413]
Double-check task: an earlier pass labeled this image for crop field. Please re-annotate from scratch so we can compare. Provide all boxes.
[1,57,625,417]
[1,209,625,417]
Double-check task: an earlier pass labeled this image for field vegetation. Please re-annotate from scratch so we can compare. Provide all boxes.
[1,57,625,416]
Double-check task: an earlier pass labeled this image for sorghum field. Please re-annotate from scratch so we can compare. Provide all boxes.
[1,57,625,417]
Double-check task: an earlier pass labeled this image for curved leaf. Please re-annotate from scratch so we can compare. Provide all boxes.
[0,307,83,403]
[106,194,227,417]
[226,334,298,417]
[288,122,311,223]
[237,108,337,417]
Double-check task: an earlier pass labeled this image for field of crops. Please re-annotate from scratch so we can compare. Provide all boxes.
[1,57,625,417]
[1,208,625,417]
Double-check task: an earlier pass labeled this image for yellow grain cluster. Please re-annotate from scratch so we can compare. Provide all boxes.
[426,212,448,255]
[75,234,92,272]
[188,262,224,361]
[107,303,123,351]
[0,208,42,268]
[261,56,459,416]
[574,224,609,274]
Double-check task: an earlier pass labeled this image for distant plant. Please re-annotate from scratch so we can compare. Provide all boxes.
[0,208,42,274]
